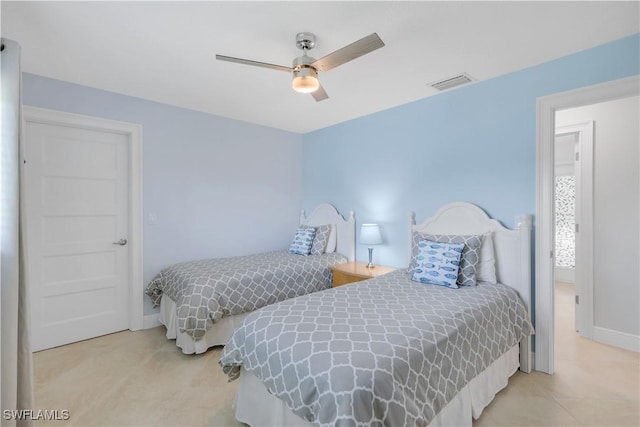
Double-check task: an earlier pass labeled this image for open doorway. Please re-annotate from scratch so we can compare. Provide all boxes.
[536,76,639,374]
[556,97,638,346]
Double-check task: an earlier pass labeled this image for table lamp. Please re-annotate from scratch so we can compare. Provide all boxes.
[360,223,382,268]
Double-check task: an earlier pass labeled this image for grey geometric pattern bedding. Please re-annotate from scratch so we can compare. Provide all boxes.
[219,270,534,426]
[145,250,346,340]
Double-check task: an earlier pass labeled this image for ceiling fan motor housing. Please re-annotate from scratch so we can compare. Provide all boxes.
[292,54,316,68]
[292,54,318,78]
[292,64,318,79]
[295,32,316,51]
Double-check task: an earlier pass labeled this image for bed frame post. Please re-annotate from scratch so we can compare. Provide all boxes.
[517,214,533,373]
[408,211,416,267]
[347,211,356,262]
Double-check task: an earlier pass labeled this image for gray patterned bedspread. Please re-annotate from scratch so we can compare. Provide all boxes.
[219,270,534,426]
[146,250,346,340]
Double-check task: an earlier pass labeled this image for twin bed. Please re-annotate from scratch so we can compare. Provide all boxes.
[147,201,534,425]
[146,203,355,354]
[219,202,534,426]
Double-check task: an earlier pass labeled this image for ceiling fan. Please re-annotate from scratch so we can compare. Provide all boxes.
[216,32,385,102]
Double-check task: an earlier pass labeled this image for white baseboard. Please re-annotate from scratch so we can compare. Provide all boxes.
[522,349,536,373]
[554,267,575,283]
[593,326,639,352]
[143,313,162,329]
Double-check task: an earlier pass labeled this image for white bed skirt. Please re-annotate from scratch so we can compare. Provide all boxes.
[158,294,251,354]
[235,344,520,426]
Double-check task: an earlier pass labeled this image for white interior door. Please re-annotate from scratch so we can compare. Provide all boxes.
[26,119,130,351]
[573,122,594,340]
[555,122,594,340]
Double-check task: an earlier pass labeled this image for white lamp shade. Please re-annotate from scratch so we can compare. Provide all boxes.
[360,224,382,245]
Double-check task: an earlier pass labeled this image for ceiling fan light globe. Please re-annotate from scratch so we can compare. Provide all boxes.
[292,65,320,93]
[292,76,320,93]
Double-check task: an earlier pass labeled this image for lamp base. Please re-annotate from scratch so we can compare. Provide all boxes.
[367,247,375,268]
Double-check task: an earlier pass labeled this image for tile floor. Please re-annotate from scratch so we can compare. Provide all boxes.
[33,282,639,426]
[474,282,639,426]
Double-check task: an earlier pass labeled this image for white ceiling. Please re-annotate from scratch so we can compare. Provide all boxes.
[2,1,638,134]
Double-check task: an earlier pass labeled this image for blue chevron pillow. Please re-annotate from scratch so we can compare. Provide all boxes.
[411,239,464,289]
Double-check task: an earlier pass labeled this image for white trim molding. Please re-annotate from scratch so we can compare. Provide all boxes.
[535,75,640,374]
[22,106,145,332]
[143,313,162,330]
[593,327,640,353]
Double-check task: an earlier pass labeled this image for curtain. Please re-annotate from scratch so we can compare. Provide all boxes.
[1,38,34,427]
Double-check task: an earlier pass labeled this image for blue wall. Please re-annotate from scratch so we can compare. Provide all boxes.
[22,74,303,314]
[20,33,639,317]
[301,34,640,268]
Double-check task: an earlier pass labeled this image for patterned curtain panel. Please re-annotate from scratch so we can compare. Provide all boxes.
[555,175,576,269]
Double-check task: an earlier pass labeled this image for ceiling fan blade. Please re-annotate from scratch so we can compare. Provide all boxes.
[311,33,385,72]
[311,84,329,102]
[216,54,292,73]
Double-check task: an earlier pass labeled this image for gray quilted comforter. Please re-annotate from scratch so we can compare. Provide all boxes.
[146,250,346,340]
[219,270,534,426]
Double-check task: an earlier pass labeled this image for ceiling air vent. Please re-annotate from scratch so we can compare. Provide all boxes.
[429,73,474,91]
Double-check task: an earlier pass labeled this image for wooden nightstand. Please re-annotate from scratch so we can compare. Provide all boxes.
[330,261,396,287]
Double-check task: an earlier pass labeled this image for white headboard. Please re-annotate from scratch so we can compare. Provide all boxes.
[409,202,533,372]
[300,203,355,262]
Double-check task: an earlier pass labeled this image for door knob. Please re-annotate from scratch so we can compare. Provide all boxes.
[112,238,128,246]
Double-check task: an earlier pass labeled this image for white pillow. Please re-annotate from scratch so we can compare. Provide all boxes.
[477,232,497,283]
[324,224,337,253]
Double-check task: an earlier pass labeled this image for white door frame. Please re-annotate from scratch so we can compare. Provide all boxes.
[535,75,639,374]
[555,121,594,340]
[22,106,144,331]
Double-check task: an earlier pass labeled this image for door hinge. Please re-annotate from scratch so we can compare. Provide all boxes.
[575,151,580,161]
[575,295,580,304]
[575,223,579,233]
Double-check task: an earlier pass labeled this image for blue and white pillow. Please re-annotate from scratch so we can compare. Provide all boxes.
[411,239,464,289]
[409,233,482,286]
[289,227,316,256]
